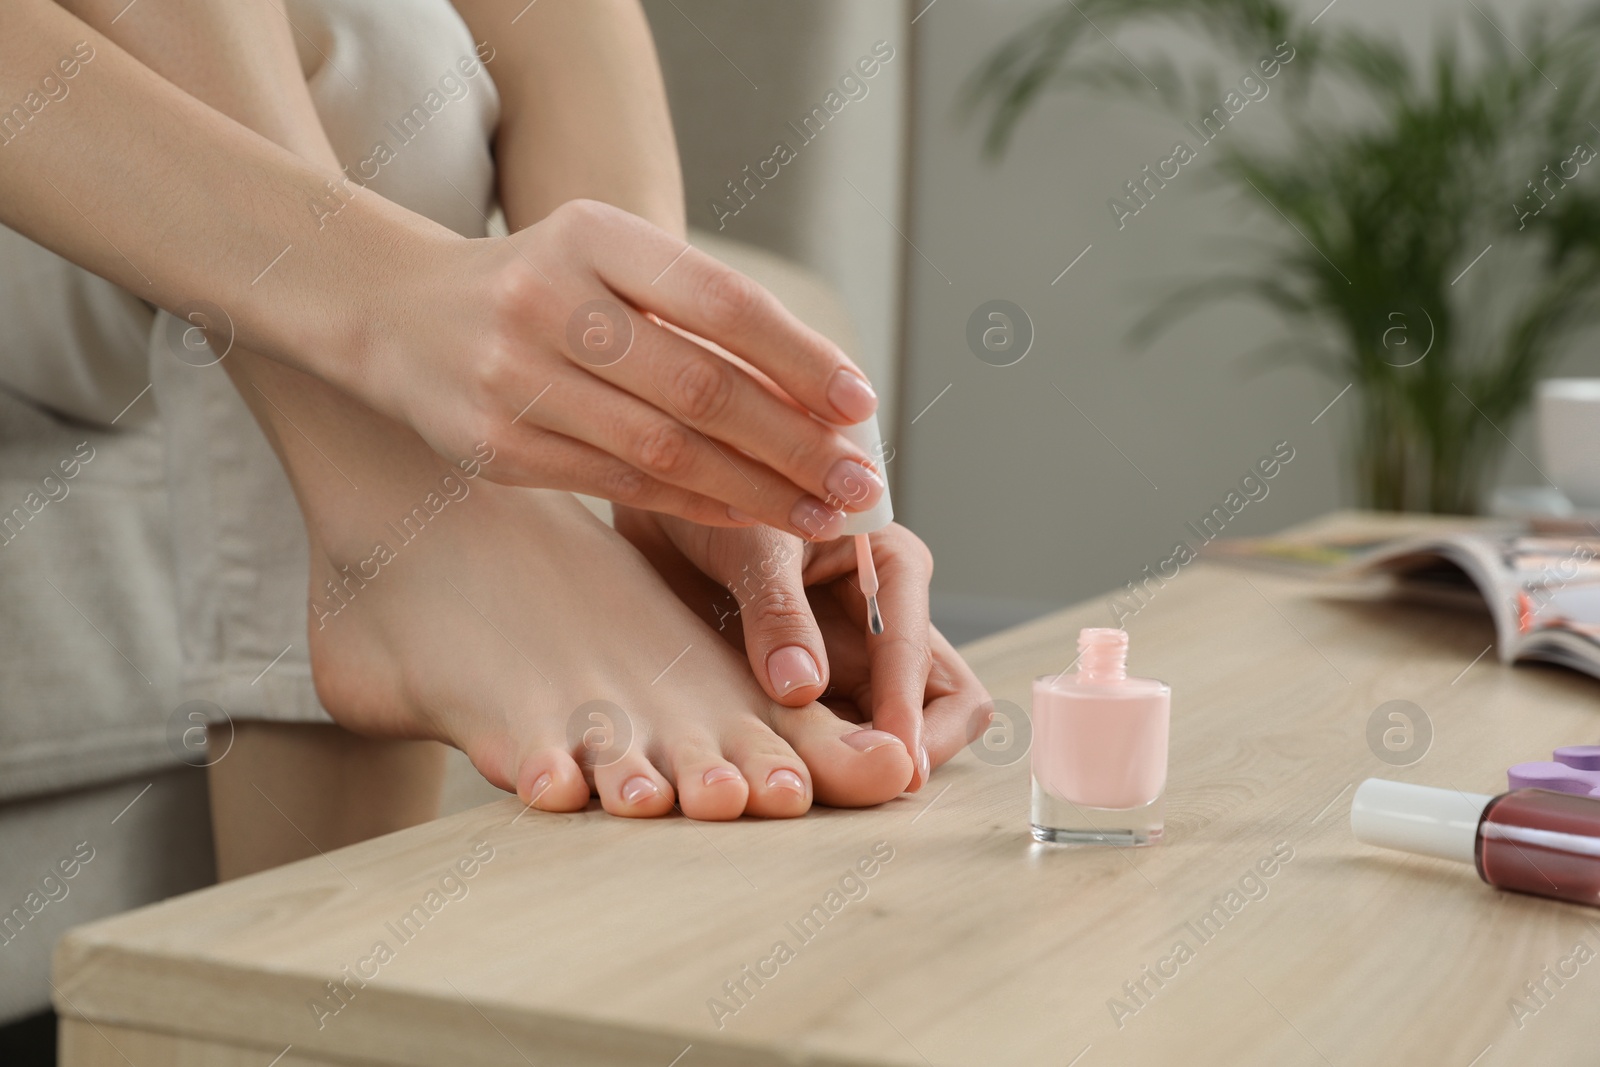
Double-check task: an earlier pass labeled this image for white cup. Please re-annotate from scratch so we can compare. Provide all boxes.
[1537,378,1600,508]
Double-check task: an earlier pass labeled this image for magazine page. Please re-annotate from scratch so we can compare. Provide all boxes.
[1350,535,1524,655]
[1208,516,1600,679]
[1204,512,1513,578]
[1506,537,1600,674]
[1352,534,1600,675]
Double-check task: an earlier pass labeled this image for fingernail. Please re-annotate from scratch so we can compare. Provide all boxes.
[842,729,905,754]
[527,772,552,805]
[621,776,659,805]
[766,768,806,794]
[918,744,932,782]
[828,368,878,423]
[727,506,758,525]
[824,459,885,511]
[768,645,822,697]
[703,766,743,787]
[790,497,844,541]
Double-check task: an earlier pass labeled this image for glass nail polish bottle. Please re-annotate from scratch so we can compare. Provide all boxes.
[1031,628,1170,846]
[1353,778,1600,908]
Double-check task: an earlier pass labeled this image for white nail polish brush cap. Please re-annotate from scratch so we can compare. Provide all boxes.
[837,413,893,535]
[1350,778,1493,865]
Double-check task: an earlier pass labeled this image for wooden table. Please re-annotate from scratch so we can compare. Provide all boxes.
[54,513,1600,1066]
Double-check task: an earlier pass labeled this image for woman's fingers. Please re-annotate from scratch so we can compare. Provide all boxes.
[526,367,848,540]
[470,203,887,523]
[494,422,742,527]
[920,624,992,769]
[724,530,831,707]
[584,316,887,519]
[826,527,935,791]
[645,519,833,708]
[564,200,880,425]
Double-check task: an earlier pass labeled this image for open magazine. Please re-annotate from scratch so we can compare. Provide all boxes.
[1214,528,1600,678]
[1354,534,1600,675]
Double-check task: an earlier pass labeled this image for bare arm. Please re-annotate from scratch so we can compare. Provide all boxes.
[50,0,336,163]
[0,0,441,380]
[4,0,881,533]
[450,0,687,236]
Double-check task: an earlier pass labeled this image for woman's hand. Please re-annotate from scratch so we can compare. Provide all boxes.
[614,506,991,792]
[375,199,887,538]
[2,5,877,537]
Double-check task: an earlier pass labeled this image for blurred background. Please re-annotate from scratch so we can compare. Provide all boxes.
[644,0,1600,643]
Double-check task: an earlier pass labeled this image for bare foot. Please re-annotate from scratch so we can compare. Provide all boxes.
[303,440,915,819]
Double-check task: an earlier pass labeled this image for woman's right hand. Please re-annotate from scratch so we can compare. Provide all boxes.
[3,7,877,536]
[367,198,886,538]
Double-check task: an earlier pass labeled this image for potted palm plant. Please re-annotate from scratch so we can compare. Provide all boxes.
[968,1,1600,513]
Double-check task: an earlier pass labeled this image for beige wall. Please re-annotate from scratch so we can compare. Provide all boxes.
[643,0,909,423]
[898,0,1592,642]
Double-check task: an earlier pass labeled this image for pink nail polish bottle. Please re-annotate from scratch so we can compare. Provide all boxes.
[1031,628,1170,846]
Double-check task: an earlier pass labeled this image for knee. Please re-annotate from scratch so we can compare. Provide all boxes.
[293,0,501,236]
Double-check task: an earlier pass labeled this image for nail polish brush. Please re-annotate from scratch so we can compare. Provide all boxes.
[838,412,894,637]
[855,535,883,635]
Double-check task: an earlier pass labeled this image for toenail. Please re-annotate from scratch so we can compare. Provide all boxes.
[766,769,806,794]
[768,645,822,697]
[703,766,743,787]
[621,776,659,805]
[842,729,905,754]
[527,772,553,805]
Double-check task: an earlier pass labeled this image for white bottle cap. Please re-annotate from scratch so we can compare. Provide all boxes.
[1350,778,1493,865]
[837,413,894,536]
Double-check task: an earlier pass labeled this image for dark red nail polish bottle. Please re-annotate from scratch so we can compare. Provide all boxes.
[1353,778,1600,907]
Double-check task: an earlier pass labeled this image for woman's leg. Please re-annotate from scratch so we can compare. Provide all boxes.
[60,0,914,845]
[53,0,472,878]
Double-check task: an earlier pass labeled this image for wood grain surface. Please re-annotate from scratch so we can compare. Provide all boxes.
[54,513,1600,1066]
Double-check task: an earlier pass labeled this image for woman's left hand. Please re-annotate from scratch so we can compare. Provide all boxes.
[613,507,990,792]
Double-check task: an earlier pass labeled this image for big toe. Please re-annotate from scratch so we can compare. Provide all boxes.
[768,703,914,808]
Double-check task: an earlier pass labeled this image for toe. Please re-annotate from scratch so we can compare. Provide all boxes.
[719,723,812,819]
[515,748,590,813]
[769,703,914,808]
[670,750,750,822]
[593,754,676,818]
